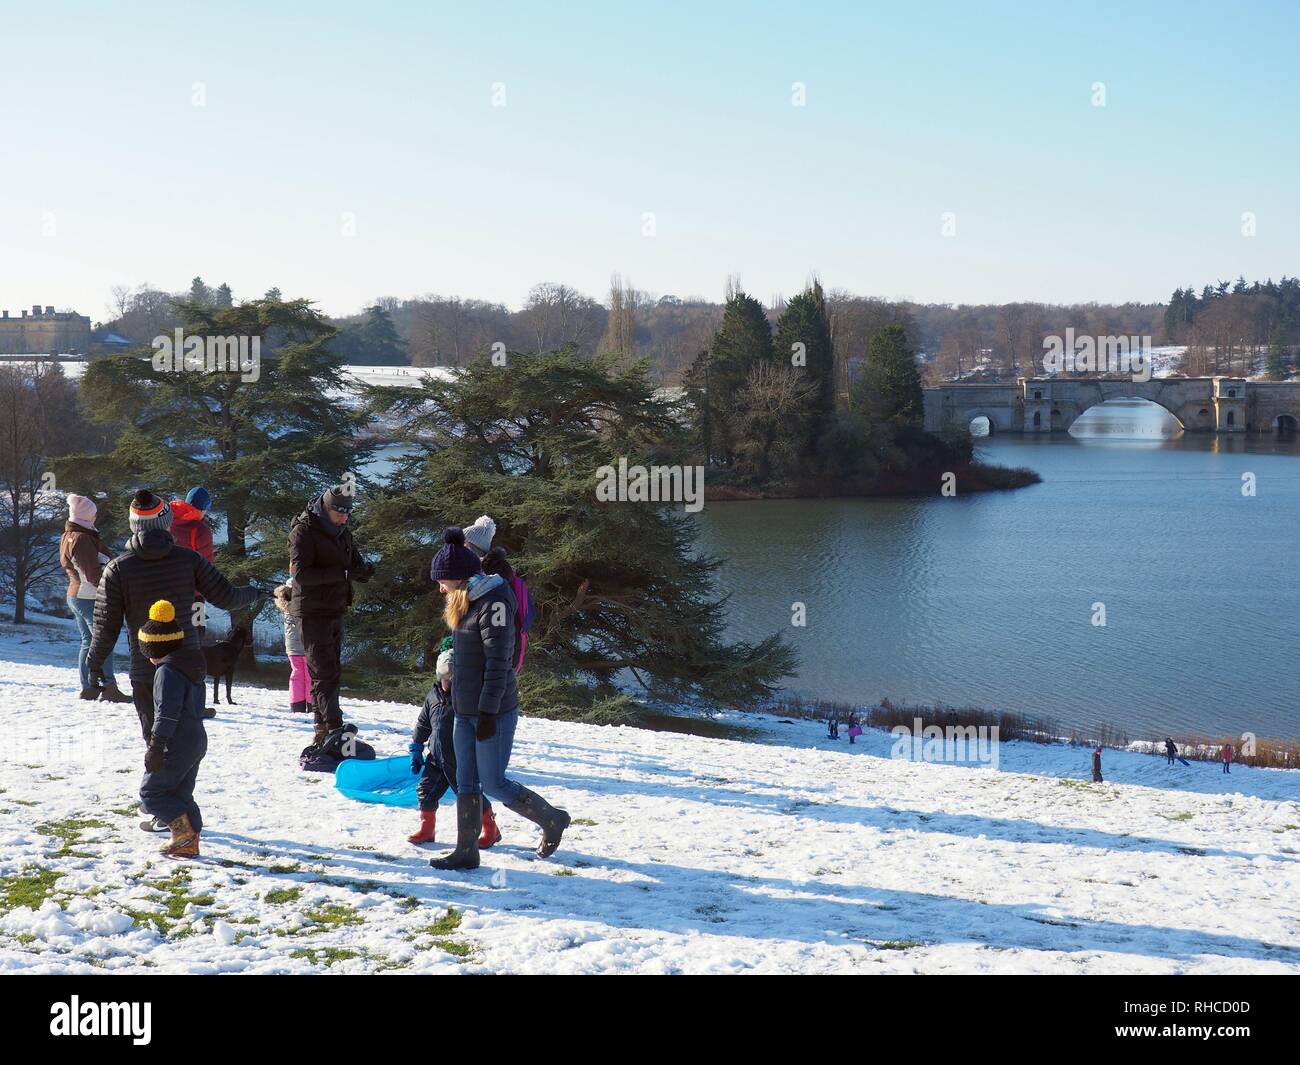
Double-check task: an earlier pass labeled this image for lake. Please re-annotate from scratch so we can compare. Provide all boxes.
[695,401,1299,741]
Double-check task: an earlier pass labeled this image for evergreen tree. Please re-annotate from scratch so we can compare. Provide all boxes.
[700,290,773,465]
[854,324,925,427]
[337,305,408,365]
[358,348,795,706]
[214,282,234,309]
[1265,324,1289,380]
[56,296,373,587]
[772,281,835,452]
[189,276,214,306]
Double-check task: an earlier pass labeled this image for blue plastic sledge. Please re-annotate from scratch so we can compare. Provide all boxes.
[1178,757,1191,767]
[335,755,420,807]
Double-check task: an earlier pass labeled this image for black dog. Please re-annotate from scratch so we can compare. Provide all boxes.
[203,624,251,705]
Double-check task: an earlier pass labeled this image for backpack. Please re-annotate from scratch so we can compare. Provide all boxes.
[509,573,533,672]
[299,724,376,773]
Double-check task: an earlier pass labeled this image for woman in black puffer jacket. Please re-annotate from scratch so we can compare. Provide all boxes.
[426,528,570,871]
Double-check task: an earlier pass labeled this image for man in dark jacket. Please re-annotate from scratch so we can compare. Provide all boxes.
[87,489,262,742]
[288,486,374,746]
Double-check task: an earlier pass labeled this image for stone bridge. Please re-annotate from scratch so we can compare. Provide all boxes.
[923,376,1300,434]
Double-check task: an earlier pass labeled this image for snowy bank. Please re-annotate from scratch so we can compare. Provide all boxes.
[0,620,1297,974]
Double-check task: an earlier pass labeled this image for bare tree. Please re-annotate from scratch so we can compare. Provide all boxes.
[729,362,816,481]
[0,365,83,622]
[600,273,638,357]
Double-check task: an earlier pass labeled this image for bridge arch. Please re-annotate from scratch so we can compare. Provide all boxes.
[1274,413,1299,433]
[1062,392,1188,433]
[964,409,1011,435]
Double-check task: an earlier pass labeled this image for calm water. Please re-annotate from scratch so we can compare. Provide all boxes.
[696,402,1300,740]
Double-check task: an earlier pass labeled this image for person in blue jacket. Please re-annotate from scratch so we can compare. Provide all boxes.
[426,528,570,871]
[406,638,501,849]
[136,599,208,859]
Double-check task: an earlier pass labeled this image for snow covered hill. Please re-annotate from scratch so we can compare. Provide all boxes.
[1,619,1297,974]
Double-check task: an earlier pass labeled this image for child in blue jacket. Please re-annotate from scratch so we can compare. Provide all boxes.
[137,599,208,859]
[407,639,500,848]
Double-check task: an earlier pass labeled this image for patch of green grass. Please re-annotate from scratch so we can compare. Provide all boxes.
[554,867,576,877]
[109,802,142,817]
[303,903,365,931]
[122,906,170,934]
[290,946,363,967]
[1159,811,1195,822]
[397,896,421,912]
[264,887,303,905]
[571,818,597,827]
[12,799,38,807]
[36,817,111,857]
[268,863,301,874]
[406,906,473,958]
[0,866,64,911]
[873,939,923,951]
[416,906,462,937]
[44,774,66,781]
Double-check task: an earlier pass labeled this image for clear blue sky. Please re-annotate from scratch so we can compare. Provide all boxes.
[4,0,1297,322]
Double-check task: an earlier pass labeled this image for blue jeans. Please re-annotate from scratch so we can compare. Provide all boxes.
[452,709,522,805]
[69,595,115,690]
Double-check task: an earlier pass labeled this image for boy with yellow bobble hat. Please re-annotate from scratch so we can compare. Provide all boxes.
[137,599,209,858]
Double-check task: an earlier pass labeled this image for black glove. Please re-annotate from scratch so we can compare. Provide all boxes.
[476,714,497,741]
[144,739,167,773]
[88,668,107,692]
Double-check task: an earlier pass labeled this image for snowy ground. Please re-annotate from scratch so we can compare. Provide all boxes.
[1,617,1298,975]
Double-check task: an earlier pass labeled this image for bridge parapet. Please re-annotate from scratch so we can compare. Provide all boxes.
[922,376,1300,434]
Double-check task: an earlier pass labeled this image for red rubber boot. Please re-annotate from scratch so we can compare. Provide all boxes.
[478,804,502,849]
[407,810,437,844]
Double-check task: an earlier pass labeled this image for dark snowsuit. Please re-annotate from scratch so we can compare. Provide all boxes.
[414,682,457,812]
[1165,739,1177,765]
[140,659,209,831]
[287,496,373,732]
[86,528,260,740]
[1092,748,1103,782]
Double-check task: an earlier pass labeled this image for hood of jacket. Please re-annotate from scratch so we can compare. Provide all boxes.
[306,494,344,537]
[128,527,176,561]
[467,572,505,602]
[64,521,98,537]
[170,499,206,525]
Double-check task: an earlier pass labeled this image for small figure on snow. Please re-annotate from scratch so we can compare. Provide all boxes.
[137,599,208,859]
[1165,737,1177,765]
[1091,744,1103,783]
[273,583,313,715]
[847,711,862,745]
[1221,743,1234,774]
[827,711,839,740]
[407,638,500,849]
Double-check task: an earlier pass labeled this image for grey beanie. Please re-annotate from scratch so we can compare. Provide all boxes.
[463,514,496,556]
[128,489,172,534]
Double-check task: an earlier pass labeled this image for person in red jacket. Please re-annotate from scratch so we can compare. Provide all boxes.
[169,487,214,562]
[170,487,214,642]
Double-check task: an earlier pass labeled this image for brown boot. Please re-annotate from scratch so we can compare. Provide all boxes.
[160,813,200,859]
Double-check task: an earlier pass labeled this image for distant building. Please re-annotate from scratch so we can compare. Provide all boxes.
[0,304,93,354]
